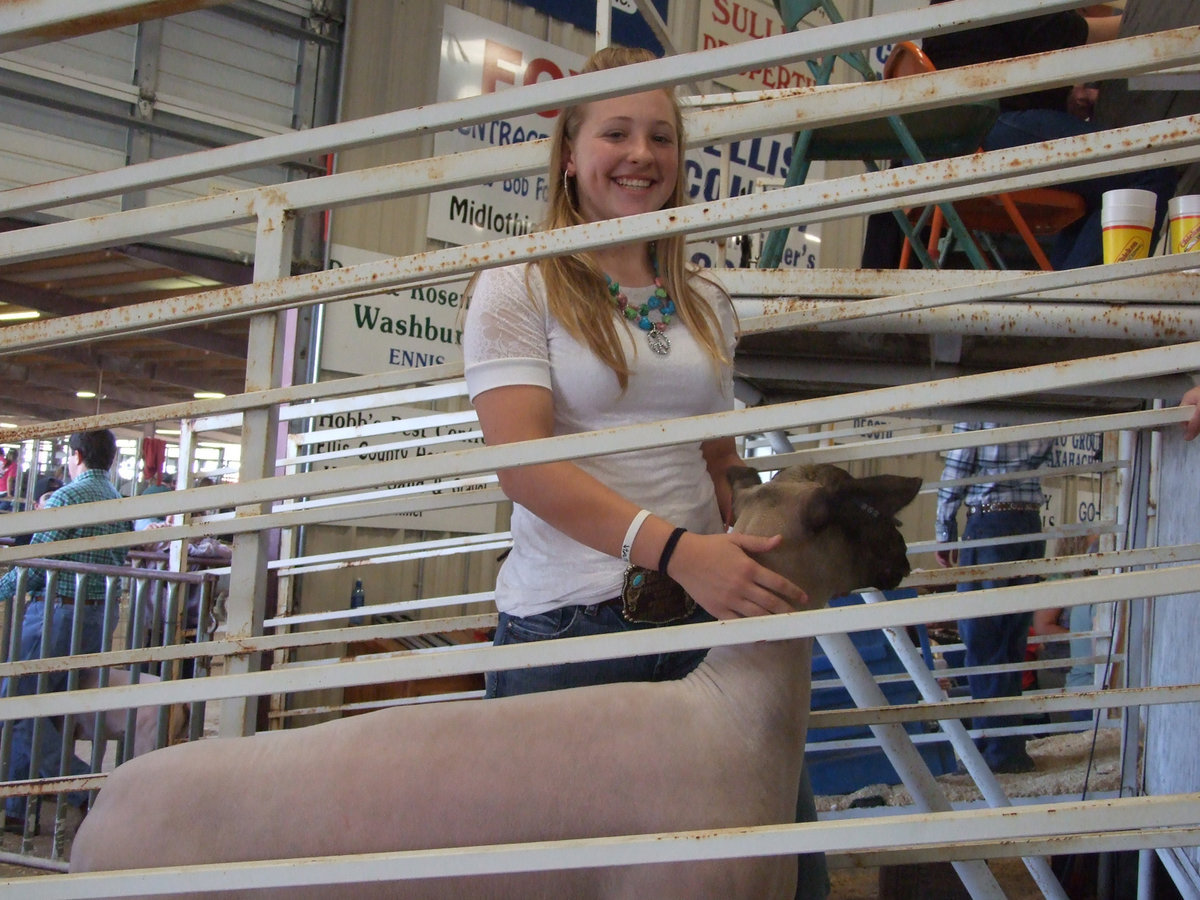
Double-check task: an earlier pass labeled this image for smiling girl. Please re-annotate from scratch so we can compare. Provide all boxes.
[462,46,830,899]
[464,46,805,698]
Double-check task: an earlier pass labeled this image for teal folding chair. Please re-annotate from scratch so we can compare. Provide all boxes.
[760,0,999,270]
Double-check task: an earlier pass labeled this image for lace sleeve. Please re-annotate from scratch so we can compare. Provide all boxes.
[463,264,552,400]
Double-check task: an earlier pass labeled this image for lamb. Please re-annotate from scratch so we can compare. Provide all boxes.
[69,463,921,899]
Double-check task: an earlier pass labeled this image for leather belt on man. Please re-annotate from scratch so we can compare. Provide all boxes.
[967,501,1042,516]
[41,595,104,606]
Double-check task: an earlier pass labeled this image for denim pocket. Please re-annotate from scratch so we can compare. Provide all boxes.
[500,607,582,643]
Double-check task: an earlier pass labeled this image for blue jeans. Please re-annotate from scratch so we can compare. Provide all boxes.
[984,109,1178,270]
[487,600,830,899]
[957,509,1046,768]
[486,601,714,697]
[3,599,109,819]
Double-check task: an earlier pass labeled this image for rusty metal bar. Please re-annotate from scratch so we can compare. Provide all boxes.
[6,116,1200,353]
[816,630,1007,897]
[3,26,1197,269]
[0,0,1093,218]
[2,560,1197,723]
[1,398,1193,565]
[0,0,1195,886]
[13,792,1200,898]
[0,560,215,849]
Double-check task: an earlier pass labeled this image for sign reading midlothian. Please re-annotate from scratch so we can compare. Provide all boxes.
[427,6,568,246]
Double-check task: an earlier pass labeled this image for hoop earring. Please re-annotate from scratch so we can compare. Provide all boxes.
[562,170,574,207]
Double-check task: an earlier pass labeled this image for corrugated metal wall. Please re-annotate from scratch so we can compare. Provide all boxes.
[0,2,334,257]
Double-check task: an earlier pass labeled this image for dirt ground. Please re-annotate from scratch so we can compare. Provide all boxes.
[819,726,1122,813]
[820,727,1121,898]
[831,857,1048,899]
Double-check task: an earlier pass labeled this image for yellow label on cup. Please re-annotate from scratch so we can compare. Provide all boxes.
[1169,214,1200,254]
[1102,224,1151,263]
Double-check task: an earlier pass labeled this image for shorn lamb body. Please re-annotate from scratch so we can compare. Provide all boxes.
[70,463,921,898]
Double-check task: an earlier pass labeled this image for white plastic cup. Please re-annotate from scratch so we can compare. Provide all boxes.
[1104,188,1157,209]
[1101,188,1157,263]
[1168,194,1200,255]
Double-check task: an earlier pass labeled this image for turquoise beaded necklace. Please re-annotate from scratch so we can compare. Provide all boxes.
[605,269,676,357]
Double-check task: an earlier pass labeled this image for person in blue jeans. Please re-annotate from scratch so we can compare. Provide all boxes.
[0,429,131,831]
[922,1,1178,270]
[935,424,1055,774]
[978,105,1177,270]
[463,46,826,899]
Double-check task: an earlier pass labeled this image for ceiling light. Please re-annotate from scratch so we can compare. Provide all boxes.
[76,390,96,399]
[0,422,17,429]
[0,310,39,322]
[193,391,226,400]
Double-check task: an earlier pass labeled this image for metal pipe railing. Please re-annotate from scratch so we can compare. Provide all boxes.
[0,0,1104,219]
[0,0,1198,891]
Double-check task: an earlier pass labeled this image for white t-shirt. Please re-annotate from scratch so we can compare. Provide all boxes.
[463,262,736,617]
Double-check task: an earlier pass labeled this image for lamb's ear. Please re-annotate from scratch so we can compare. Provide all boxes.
[727,466,763,520]
[847,475,922,519]
[800,486,834,533]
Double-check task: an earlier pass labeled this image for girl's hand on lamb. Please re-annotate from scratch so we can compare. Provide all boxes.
[667,531,806,619]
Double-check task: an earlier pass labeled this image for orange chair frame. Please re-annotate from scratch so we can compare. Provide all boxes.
[885,42,1086,271]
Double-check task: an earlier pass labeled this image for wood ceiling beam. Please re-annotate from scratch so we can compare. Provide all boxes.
[0,279,247,358]
[0,1,234,53]
[0,387,142,427]
[40,266,185,291]
[0,360,190,412]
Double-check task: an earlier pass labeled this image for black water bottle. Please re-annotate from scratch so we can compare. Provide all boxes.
[349,579,365,627]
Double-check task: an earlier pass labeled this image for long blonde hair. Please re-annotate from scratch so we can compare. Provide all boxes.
[538,47,732,390]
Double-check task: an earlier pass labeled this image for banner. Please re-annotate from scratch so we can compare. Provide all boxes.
[697,0,815,92]
[316,247,492,533]
[510,0,669,52]
[430,6,818,266]
[300,403,496,534]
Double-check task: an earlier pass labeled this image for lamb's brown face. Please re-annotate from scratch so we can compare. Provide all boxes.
[727,464,921,604]
[832,493,913,591]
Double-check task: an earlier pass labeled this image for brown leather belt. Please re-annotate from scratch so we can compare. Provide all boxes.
[45,596,104,607]
[967,501,1041,516]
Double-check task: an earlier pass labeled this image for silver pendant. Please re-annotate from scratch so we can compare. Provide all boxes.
[646,329,670,356]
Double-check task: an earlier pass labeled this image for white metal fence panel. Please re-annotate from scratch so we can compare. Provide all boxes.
[0,0,1199,894]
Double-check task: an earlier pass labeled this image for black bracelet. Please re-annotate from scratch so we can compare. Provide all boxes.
[657,527,687,575]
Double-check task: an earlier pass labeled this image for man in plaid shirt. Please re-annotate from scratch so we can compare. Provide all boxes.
[935,423,1055,774]
[0,429,131,831]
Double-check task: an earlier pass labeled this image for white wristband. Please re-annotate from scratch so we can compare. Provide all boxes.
[621,509,652,564]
